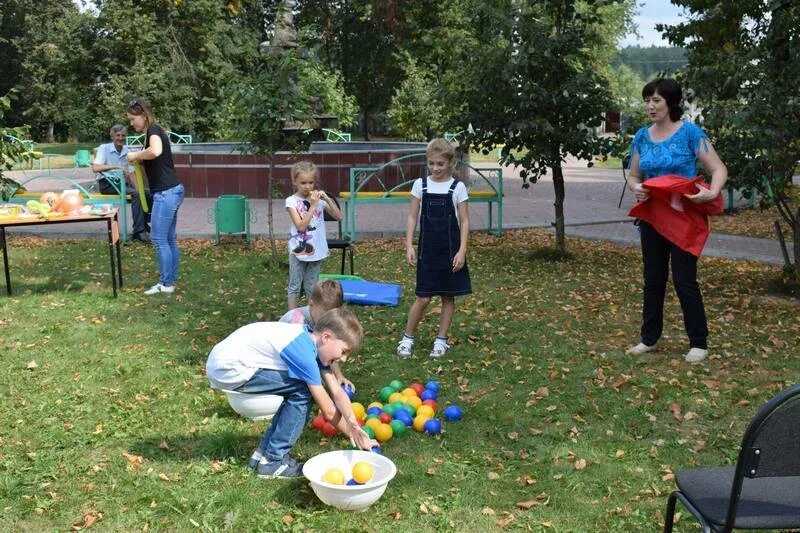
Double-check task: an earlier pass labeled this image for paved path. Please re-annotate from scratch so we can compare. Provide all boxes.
[5,164,791,266]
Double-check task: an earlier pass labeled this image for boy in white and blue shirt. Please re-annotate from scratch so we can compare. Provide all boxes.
[206,308,373,478]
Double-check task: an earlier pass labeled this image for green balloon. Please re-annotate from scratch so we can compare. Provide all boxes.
[389,419,407,437]
[362,425,376,439]
[380,386,395,402]
[383,404,397,415]
[389,379,404,392]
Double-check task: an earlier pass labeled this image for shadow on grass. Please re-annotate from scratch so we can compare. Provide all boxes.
[131,430,258,462]
[526,247,576,263]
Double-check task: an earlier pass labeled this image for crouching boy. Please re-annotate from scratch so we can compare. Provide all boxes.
[206,307,374,478]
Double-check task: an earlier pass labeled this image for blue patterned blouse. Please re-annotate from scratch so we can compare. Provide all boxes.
[629,121,709,180]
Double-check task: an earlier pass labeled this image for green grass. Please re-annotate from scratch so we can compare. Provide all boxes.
[1,231,798,531]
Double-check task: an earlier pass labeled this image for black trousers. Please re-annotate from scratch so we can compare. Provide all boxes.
[98,178,151,235]
[639,221,708,349]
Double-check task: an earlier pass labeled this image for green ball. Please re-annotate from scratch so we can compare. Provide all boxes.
[365,414,380,422]
[383,404,397,416]
[362,425,376,439]
[380,386,395,402]
[389,379,404,392]
[399,403,416,416]
[389,419,407,437]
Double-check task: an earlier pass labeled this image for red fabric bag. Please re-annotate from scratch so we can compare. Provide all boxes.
[628,175,724,257]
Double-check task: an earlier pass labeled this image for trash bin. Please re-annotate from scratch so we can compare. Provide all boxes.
[211,195,252,245]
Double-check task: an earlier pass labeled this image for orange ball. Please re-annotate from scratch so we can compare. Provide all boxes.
[374,423,393,443]
[413,414,430,432]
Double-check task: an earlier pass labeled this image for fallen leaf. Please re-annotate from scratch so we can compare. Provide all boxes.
[27,360,38,370]
[281,515,293,524]
[122,452,143,469]
[388,511,402,520]
[482,507,496,515]
[488,472,500,480]
[516,500,537,510]
[496,512,515,527]
[669,402,684,422]
[574,458,587,470]
[71,510,101,530]
[615,449,625,458]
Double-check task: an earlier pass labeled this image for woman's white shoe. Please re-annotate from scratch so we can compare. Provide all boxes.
[625,342,657,355]
[685,347,708,363]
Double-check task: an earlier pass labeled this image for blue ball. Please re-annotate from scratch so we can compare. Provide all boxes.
[425,380,440,392]
[371,445,383,455]
[366,406,383,416]
[443,405,463,421]
[420,389,438,401]
[393,410,413,426]
[341,384,354,399]
[346,478,362,485]
[423,418,442,435]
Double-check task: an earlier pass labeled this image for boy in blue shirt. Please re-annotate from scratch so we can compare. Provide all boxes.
[206,307,373,478]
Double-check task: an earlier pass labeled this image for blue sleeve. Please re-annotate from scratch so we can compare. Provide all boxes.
[687,123,709,155]
[628,128,645,164]
[279,332,322,385]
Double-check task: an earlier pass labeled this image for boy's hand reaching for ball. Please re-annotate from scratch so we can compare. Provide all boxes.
[350,425,377,450]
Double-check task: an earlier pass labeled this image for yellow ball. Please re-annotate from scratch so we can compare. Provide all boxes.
[413,414,430,432]
[351,402,366,421]
[367,401,383,410]
[401,387,418,398]
[405,396,422,410]
[388,392,405,404]
[365,418,382,432]
[416,405,435,419]
[351,461,374,484]
[322,468,345,485]
[374,423,394,443]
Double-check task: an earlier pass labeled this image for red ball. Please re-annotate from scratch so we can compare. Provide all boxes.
[322,422,338,437]
[379,413,392,424]
[410,383,425,396]
[312,414,326,430]
[421,399,438,412]
[358,418,366,426]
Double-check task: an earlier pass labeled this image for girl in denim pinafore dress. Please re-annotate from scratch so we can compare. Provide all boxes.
[397,138,472,359]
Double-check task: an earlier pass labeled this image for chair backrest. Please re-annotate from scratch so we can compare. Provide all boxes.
[323,195,344,238]
[75,149,92,167]
[724,383,800,526]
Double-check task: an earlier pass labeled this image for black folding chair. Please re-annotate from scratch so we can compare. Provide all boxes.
[664,383,800,533]
[324,196,354,275]
[618,154,632,208]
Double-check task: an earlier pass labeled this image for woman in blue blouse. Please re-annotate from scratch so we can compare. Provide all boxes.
[625,78,727,363]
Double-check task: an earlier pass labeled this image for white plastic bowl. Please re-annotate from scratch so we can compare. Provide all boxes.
[220,390,283,420]
[303,450,397,511]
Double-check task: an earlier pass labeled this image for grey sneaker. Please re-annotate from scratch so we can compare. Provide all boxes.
[144,283,175,295]
[256,455,303,479]
[247,450,263,472]
[396,338,414,358]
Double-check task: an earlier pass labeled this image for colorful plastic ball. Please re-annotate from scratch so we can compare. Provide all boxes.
[346,478,361,486]
[423,418,442,435]
[362,425,376,439]
[401,387,418,398]
[405,396,422,411]
[378,412,392,424]
[410,383,425,396]
[382,404,397,416]
[321,422,338,437]
[367,401,383,410]
[389,419,408,437]
[365,413,381,422]
[393,409,412,424]
[420,389,437,401]
[365,418,382,432]
[352,461,375,483]
[312,414,326,430]
[425,380,440,392]
[389,379,404,391]
[413,414,430,432]
[388,392,405,404]
[323,468,345,485]
[416,405,435,419]
[366,406,383,417]
[421,399,438,413]
[374,423,393,443]
[351,402,366,421]
[371,445,383,455]
[443,405,463,421]
[342,383,354,399]
[380,386,396,402]
[397,403,416,417]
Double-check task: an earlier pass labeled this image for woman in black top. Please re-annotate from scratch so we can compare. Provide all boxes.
[126,98,185,295]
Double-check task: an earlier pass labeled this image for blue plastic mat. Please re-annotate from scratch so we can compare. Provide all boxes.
[339,280,403,306]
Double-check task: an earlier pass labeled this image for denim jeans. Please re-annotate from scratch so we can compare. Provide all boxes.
[151,184,184,286]
[236,368,313,461]
[639,221,708,349]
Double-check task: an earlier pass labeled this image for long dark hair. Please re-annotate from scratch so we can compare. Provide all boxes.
[642,78,683,122]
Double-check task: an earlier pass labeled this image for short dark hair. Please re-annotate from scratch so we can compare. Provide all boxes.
[642,78,683,122]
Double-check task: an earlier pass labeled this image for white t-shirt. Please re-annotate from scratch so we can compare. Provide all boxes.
[285,194,329,262]
[205,322,322,390]
[411,177,469,222]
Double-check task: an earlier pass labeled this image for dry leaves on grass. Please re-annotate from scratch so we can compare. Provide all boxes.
[71,510,101,530]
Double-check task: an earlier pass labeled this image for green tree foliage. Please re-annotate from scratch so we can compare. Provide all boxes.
[664,0,800,278]
[459,0,624,252]
[387,52,445,140]
[614,45,687,81]
[0,94,36,200]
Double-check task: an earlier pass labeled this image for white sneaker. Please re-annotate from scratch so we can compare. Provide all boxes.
[685,347,708,363]
[429,340,449,359]
[396,338,414,358]
[625,342,657,355]
[144,283,175,295]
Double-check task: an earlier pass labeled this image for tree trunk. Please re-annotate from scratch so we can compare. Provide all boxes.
[793,206,800,281]
[363,109,370,141]
[552,164,566,253]
[267,156,278,262]
[46,122,54,143]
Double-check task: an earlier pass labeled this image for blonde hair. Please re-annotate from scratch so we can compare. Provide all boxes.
[310,279,344,313]
[291,160,319,183]
[314,307,363,352]
[426,138,456,163]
